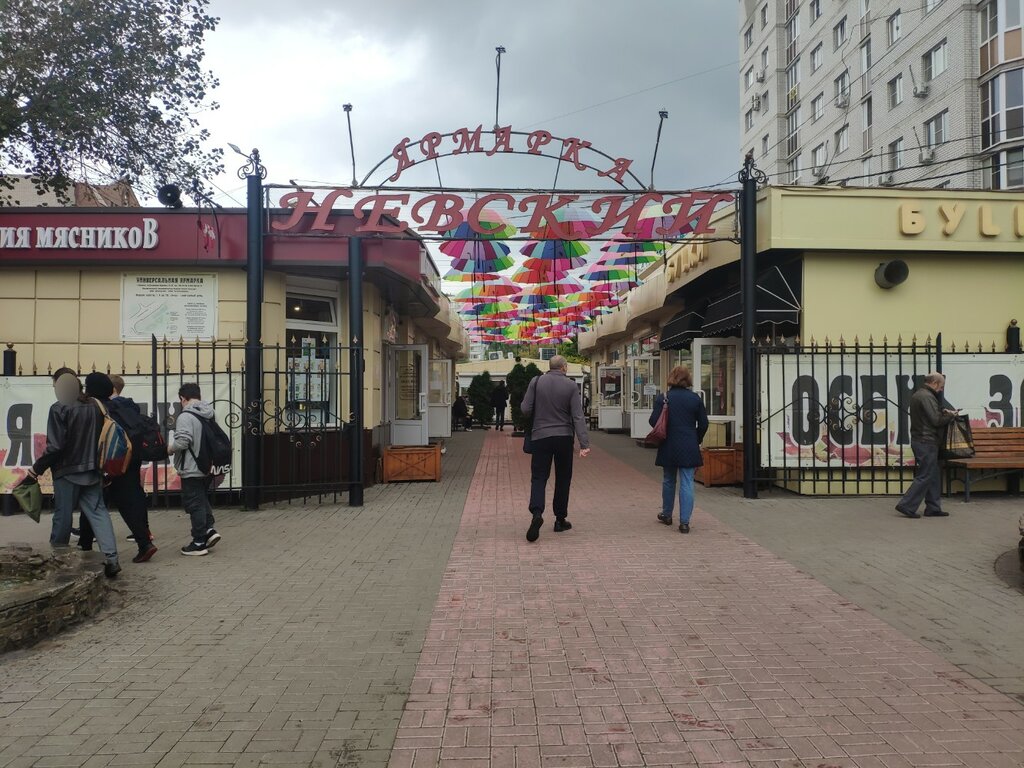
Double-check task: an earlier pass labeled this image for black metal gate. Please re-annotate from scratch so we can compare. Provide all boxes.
[150,336,365,507]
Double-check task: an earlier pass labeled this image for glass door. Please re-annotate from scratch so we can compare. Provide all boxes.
[627,355,662,438]
[597,365,624,431]
[692,338,742,446]
[427,359,452,439]
[389,344,429,446]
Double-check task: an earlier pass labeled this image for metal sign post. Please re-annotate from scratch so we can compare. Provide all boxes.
[739,151,766,500]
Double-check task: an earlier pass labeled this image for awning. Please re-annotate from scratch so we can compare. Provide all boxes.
[659,304,706,350]
[701,262,801,335]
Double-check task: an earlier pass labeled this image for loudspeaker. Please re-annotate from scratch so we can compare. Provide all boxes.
[874,259,909,289]
[157,184,183,209]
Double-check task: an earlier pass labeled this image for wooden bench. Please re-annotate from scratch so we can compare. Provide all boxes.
[945,427,1024,501]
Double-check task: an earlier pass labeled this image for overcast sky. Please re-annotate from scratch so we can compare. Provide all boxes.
[200,0,740,206]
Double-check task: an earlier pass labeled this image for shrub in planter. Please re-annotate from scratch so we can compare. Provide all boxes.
[467,372,495,427]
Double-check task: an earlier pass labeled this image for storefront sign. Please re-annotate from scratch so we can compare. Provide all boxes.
[760,353,1024,467]
[665,242,709,283]
[120,274,218,341]
[0,374,241,494]
[899,202,1024,238]
[0,217,159,250]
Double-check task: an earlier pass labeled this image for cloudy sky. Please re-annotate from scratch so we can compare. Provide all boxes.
[200,0,740,207]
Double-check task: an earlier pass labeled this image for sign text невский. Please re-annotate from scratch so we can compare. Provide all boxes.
[0,217,159,250]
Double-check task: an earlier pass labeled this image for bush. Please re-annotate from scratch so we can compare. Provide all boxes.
[509,363,543,432]
[467,372,495,426]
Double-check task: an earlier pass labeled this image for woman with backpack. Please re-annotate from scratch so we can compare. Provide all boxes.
[76,373,158,563]
[649,365,709,534]
[24,369,121,577]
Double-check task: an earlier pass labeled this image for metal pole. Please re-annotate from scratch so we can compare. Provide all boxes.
[348,236,365,507]
[738,151,765,500]
[240,149,266,511]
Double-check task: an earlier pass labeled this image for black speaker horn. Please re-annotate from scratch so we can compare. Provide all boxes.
[157,184,183,209]
[874,259,909,289]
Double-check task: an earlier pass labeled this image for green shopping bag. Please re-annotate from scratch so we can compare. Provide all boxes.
[12,476,42,523]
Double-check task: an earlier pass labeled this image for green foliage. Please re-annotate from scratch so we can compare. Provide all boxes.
[467,371,495,426]
[557,339,589,365]
[524,363,543,380]
[0,0,223,203]
[506,363,530,431]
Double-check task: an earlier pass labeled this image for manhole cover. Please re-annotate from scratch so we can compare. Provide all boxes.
[994,544,1024,591]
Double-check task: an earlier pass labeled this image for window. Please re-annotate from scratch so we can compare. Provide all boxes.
[988,147,1024,189]
[761,47,769,72]
[745,109,755,130]
[786,60,801,107]
[923,40,948,81]
[924,110,948,147]
[862,157,872,185]
[981,69,1024,149]
[786,106,801,157]
[286,293,340,427]
[860,38,872,77]
[925,0,942,12]
[745,66,755,89]
[834,16,848,49]
[787,155,802,184]
[761,3,769,28]
[835,124,850,153]
[887,11,902,46]
[812,93,825,120]
[888,74,904,108]
[834,70,850,102]
[761,90,770,112]
[813,143,827,168]
[744,25,753,50]
[809,0,821,23]
[860,0,871,18]
[762,134,770,156]
[888,137,904,171]
[862,96,873,150]
[785,14,801,62]
[811,43,823,71]
[981,2,999,44]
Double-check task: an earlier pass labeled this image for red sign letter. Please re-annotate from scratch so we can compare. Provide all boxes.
[560,137,592,171]
[597,157,634,185]
[526,130,553,155]
[468,193,516,235]
[452,125,484,154]
[410,194,465,233]
[486,126,513,157]
[518,194,581,240]
[388,138,415,183]
[354,194,411,233]
[272,191,318,231]
[590,193,663,237]
[419,132,443,160]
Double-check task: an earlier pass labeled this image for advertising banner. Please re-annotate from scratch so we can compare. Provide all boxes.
[760,353,1024,467]
[0,374,241,494]
[120,274,218,341]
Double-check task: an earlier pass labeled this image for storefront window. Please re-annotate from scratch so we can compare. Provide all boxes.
[285,293,339,427]
[700,345,737,418]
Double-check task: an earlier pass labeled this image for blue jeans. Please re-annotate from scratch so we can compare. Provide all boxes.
[661,467,696,524]
[52,477,119,565]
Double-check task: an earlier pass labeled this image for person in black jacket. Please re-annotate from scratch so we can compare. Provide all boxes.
[490,381,509,430]
[896,372,957,518]
[649,365,709,534]
[26,369,121,577]
[76,373,157,563]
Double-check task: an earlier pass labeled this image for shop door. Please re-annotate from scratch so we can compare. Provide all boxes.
[389,344,429,446]
[692,338,742,446]
[427,359,452,439]
[597,365,625,431]
[626,355,661,438]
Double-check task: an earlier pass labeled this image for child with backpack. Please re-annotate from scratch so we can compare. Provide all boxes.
[168,383,226,556]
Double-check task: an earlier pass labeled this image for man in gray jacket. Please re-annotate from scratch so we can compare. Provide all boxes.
[896,371,957,518]
[168,383,222,555]
[521,355,590,542]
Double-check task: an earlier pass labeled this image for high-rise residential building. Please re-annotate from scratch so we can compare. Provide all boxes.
[739,0,1023,190]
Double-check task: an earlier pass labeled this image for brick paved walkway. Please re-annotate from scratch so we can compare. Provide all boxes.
[388,431,1024,768]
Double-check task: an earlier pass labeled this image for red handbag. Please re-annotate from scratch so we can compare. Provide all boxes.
[645,397,669,446]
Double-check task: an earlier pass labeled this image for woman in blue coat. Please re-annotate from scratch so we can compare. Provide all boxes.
[649,365,709,533]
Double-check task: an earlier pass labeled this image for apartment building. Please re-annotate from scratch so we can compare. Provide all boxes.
[739,0,1023,190]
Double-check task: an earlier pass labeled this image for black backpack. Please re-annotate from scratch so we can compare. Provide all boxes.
[187,413,232,476]
[107,399,167,462]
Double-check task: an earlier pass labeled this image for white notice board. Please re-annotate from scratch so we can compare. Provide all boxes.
[120,274,218,341]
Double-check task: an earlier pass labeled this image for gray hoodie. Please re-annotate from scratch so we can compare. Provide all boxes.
[169,400,216,478]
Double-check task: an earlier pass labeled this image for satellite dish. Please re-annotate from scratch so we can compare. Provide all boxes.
[157,184,183,209]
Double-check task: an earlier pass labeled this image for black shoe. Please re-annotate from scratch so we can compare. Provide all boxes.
[104,561,121,578]
[204,529,222,548]
[70,527,80,539]
[181,541,209,556]
[126,533,135,542]
[657,514,672,525]
[896,505,921,518]
[526,515,543,543]
[679,523,690,534]
[923,510,949,517]
[132,545,158,563]
[554,519,572,532]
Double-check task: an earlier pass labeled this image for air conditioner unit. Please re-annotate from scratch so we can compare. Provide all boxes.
[488,351,502,360]
[879,173,896,186]
[811,166,826,178]
[919,148,936,164]
[755,69,766,83]
[835,94,850,108]
[751,94,762,111]
[913,84,930,98]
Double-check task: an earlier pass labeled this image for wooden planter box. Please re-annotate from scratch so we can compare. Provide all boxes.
[696,446,743,487]
[382,444,442,483]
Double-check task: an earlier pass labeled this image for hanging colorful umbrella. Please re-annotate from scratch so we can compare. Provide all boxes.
[520,256,586,274]
[586,279,639,293]
[440,239,512,262]
[454,276,519,302]
[520,278,584,296]
[520,239,591,265]
[511,266,571,285]
[513,293,570,311]
[528,206,600,241]
[442,269,504,283]
[582,262,636,282]
[629,200,701,239]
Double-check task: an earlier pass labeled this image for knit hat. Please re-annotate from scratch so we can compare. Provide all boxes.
[84,372,114,400]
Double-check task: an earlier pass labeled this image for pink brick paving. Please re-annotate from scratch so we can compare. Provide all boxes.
[387,431,1024,768]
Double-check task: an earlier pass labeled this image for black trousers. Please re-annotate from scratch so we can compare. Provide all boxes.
[79,463,151,554]
[494,407,507,429]
[528,435,575,519]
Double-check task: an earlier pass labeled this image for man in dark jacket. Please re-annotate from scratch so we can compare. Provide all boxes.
[490,382,509,430]
[521,356,590,542]
[26,370,121,577]
[896,371,957,518]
